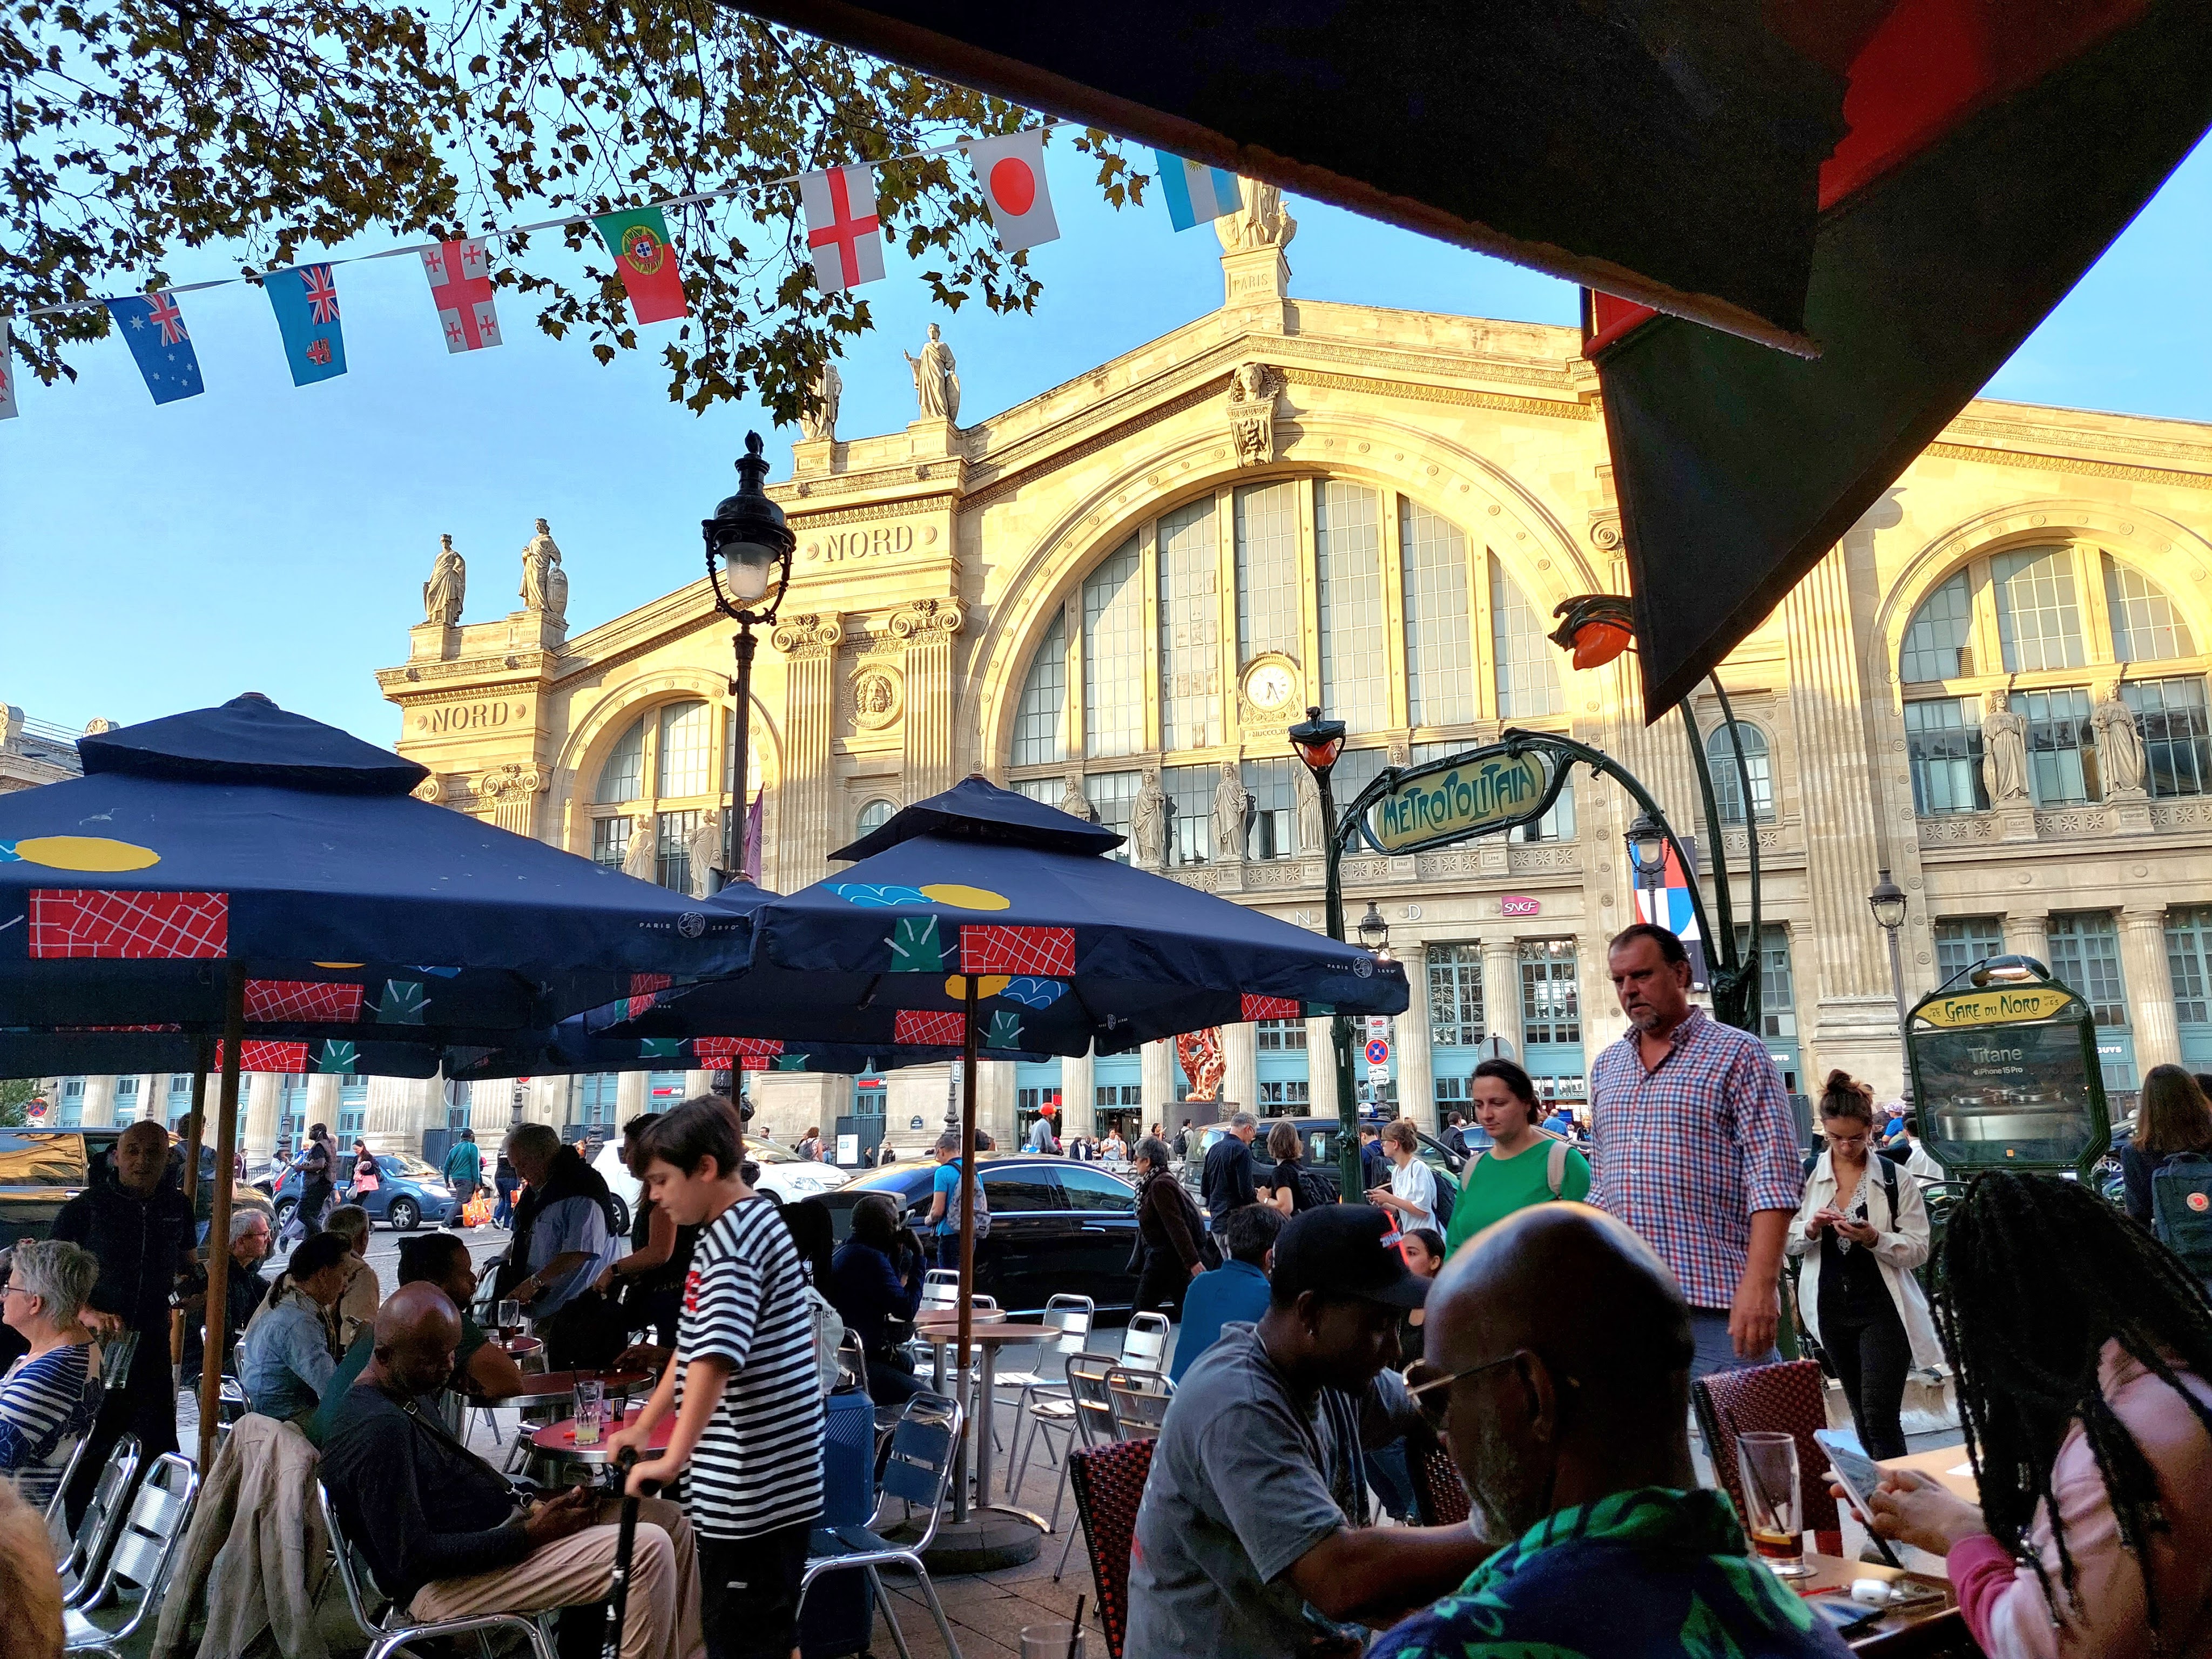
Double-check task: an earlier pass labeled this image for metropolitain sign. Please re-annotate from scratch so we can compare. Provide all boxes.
[1357,744,1562,857]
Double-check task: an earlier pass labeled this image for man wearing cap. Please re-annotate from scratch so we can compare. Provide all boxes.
[1127,1206,1489,1659]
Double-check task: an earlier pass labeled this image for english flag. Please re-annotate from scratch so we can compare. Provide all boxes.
[422,239,502,353]
[0,320,16,421]
[799,164,886,294]
[962,129,1058,253]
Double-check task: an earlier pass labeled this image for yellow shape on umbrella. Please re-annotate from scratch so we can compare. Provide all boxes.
[10,835,160,872]
[314,963,366,970]
[918,884,1009,911]
[945,975,1011,1002]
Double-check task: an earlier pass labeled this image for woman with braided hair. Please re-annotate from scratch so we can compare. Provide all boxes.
[1857,1171,2212,1658]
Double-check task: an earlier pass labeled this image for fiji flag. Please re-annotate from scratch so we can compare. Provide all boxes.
[1154,151,1242,232]
[105,293,204,404]
[265,264,347,386]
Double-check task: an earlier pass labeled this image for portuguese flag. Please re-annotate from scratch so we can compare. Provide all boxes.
[594,206,688,324]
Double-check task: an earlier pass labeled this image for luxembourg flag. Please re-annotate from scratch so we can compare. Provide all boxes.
[1155,151,1242,232]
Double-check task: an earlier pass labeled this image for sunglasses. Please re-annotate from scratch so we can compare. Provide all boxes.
[1405,1349,1579,1430]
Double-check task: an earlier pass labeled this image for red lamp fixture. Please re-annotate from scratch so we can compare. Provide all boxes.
[1547,593,1637,670]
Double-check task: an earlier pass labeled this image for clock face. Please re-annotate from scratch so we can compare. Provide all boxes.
[1244,661,1297,711]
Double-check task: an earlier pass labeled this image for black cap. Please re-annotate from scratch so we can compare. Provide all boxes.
[1271,1205,1431,1311]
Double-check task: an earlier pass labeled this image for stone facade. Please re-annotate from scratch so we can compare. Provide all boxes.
[0,707,88,793]
[38,238,2212,1162]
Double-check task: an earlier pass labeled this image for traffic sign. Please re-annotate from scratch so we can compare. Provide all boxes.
[1364,1037,1390,1067]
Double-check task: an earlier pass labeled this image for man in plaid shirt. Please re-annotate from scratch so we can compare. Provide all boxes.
[1589,923,1803,1380]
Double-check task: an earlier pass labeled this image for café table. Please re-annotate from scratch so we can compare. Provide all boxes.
[1881,1442,1979,1503]
[501,1335,547,1373]
[914,1314,1055,1529]
[529,1402,674,1475]
[1790,1553,1980,1656]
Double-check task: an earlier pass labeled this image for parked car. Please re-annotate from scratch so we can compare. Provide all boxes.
[0,1127,272,1242]
[816,1155,1141,1318]
[1179,1115,1466,1210]
[266,1151,457,1231]
[594,1135,849,1236]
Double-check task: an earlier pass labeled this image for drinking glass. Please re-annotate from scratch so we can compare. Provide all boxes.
[573,1378,606,1447]
[1019,1624,1085,1659]
[1737,1432,1810,1576]
[496,1300,522,1344]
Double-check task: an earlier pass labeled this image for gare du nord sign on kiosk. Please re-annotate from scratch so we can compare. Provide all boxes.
[1907,968,2111,1181]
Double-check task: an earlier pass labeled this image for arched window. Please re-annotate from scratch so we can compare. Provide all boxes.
[1233,482,1300,660]
[595,716,646,804]
[1157,498,1223,748]
[1013,615,1066,765]
[656,701,711,798]
[1314,481,1387,733]
[1992,547,2085,671]
[1900,572,1973,683]
[857,799,896,836]
[1400,499,1474,726]
[1708,723,1774,824]
[1083,537,1144,757]
[1492,558,1564,718]
[2105,555,2197,663]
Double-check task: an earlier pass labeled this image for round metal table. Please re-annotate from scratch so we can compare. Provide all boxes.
[529,1404,673,1472]
[913,1319,1056,1531]
[490,1368,652,1413]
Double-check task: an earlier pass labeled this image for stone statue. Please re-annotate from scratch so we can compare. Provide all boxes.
[1215,177,1297,253]
[1176,1027,1227,1104]
[1130,767,1169,868]
[799,361,841,441]
[2093,680,2147,796]
[1211,760,1253,861]
[1295,763,1326,853]
[686,810,725,898]
[423,534,466,626]
[1057,768,1097,824]
[1227,361,1284,468]
[1982,691,2029,804]
[620,812,658,881]
[904,323,960,423]
[80,717,113,736]
[520,519,564,621]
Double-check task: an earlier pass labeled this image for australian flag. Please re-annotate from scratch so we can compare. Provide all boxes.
[265,263,347,386]
[105,293,204,404]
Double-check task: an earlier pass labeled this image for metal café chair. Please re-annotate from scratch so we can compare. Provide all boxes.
[1104,1367,1173,1442]
[320,1481,558,1659]
[61,1452,199,1655]
[1049,1352,1125,1581]
[1116,1311,1172,1377]
[53,1435,140,1611]
[797,1392,966,1659]
[998,1294,1096,1496]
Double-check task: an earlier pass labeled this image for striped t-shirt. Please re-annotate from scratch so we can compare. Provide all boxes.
[0,1344,95,1510]
[676,1195,824,1539]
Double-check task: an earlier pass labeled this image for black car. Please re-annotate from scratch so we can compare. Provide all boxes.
[0,1127,273,1242]
[817,1155,1141,1317]
[1181,1116,1466,1209]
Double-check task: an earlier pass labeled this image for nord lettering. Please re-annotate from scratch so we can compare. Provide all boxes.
[421,701,513,734]
[815,524,916,562]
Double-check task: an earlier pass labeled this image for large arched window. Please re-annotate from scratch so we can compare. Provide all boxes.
[1898,544,2212,811]
[1009,476,1574,860]
[589,697,724,888]
[1708,723,1774,824]
[857,798,896,837]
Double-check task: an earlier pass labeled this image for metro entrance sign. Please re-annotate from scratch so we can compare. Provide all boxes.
[1906,964,2109,1179]
[1357,743,1566,856]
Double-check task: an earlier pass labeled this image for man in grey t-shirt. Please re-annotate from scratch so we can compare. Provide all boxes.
[1126,1206,1491,1659]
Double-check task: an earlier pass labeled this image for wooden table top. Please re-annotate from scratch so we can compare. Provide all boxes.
[1882,1444,1980,1503]
[1795,1554,1969,1656]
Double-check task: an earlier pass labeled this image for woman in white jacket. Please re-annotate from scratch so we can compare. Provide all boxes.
[1789,1070,1943,1456]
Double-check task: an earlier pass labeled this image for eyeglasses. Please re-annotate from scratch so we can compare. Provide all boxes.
[1405,1350,1579,1429]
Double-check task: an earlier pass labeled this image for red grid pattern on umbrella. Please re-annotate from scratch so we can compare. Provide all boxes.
[245,979,365,1023]
[693,1037,781,1064]
[628,972,674,1021]
[29,889,229,959]
[895,1009,966,1046]
[213,1040,310,1073]
[960,924,1074,977]
[1241,994,1301,1021]
[69,1023,183,1032]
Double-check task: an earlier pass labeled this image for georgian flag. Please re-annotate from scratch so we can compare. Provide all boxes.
[799,164,886,294]
[962,129,1060,253]
[0,320,17,421]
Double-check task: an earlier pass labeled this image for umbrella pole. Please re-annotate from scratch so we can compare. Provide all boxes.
[198,963,245,1471]
[956,976,979,1452]
[179,1038,209,1208]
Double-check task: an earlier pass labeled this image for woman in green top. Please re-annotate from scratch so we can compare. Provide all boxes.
[1444,1058,1592,1256]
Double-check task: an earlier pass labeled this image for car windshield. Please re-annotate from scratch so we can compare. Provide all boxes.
[393,1156,441,1179]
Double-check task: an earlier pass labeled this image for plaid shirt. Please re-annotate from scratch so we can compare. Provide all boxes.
[1587,1006,1803,1310]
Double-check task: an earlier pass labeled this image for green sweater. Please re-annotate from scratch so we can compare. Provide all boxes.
[1444,1135,1591,1256]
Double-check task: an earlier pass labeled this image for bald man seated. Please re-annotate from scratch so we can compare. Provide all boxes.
[1372,1204,1853,1659]
[319,1284,705,1659]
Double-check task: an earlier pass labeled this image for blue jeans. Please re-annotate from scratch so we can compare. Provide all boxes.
[1689,1306,1779,1382]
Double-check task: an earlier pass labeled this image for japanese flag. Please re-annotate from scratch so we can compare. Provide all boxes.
[962,128,1060,253]
[799,163,886,294]
[0,319,16,421]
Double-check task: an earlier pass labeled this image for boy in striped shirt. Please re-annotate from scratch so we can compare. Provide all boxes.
[612,1097,824,1659]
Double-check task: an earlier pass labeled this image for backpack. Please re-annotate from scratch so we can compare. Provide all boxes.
[1473,1137,1573,1200]
[2150,1152,2212,1280]
[1427,1169,1455,1232]
[942,1161,991,1239]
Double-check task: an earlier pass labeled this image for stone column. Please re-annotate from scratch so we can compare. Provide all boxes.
[1141,1040,1176,1124]
[615,1071,649,1125]
[1306,1015,1339,1118]
[1482,939,1524,1059]
[1064,1049,1096,1135]
[2121,906,2182,1072]
[893,599,964,801]
[684,1069,713,1103]
[473,763,547,838]
[1783,548,1897,1084]
[1395,989,1436,1129]
[241,1073,278,1164]
[771,612,845,890]
[306,1074,341,1138]
[2003,911,2050,967]
[979,1061,1016,1150]
[80,1075,117,1128]
[1222,1022,1259,1118]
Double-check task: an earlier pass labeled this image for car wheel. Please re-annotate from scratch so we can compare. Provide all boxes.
[272,1197,297,1231]
[387,1197,421,1231]
[606,1195,631,1236]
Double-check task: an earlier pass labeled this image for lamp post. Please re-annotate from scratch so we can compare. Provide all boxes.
[1869,867,1910,1084]
[1548,592,1763,1033]
[1287,705,1366,1200]
[702,431,796,894]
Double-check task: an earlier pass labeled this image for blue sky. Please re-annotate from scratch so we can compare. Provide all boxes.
[5,132,2209,745]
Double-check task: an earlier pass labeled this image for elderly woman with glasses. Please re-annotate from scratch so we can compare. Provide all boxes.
[0,1239,103,1511]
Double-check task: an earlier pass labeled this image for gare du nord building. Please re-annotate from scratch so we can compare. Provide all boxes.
[339,232,2212,1164]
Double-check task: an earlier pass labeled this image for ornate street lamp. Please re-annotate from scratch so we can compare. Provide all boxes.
[1357,901,1391,960]
[1624,811,1668,886]
[1287,705,1364,1198]
[703,431,796,893]
[1869,867,1911,1091]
